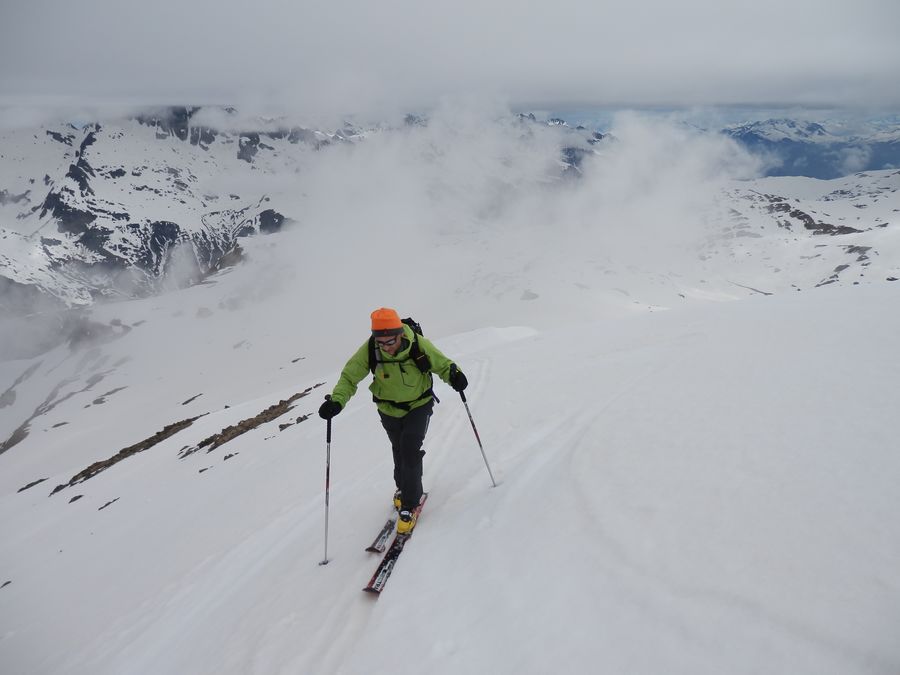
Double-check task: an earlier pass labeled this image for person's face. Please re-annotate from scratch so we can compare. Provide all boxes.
[375,332,403,355]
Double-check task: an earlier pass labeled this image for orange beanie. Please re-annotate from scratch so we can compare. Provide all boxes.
[371,307,403,336]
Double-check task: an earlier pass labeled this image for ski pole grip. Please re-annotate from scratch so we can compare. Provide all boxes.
[325,395,332,443]
[450,364,466,403]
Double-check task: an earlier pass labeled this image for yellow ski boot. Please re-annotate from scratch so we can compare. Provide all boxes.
[397,509,417,535]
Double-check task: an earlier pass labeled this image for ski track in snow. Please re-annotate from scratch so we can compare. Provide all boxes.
[562,339,895,674]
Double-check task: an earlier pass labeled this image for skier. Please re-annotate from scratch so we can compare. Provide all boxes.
[318,307,468,534]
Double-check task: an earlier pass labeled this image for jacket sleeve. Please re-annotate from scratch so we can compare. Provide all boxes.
[419,336,458,385]
[330,341,371,407]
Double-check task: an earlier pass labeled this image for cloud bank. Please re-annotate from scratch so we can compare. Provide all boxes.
[215,101,764,334]
[2,0,899,116]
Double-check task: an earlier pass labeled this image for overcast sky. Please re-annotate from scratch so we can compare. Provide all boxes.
[1,0,899,118]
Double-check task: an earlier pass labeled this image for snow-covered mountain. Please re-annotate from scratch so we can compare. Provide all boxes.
[0,107,610,316]
[4,108,899,320]
[723,118,900,179]
[1,109,899,674]
[0,108,357,312]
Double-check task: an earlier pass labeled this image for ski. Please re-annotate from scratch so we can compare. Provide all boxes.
[363,494,428,595]
[365,517,396,553]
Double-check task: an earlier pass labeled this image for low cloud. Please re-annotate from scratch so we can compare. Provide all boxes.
[839,145,873,174]
[1,1,899,116]
[219,101,764,332]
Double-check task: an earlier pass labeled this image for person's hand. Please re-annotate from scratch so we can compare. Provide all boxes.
[318,398,342,419]
[449,365,468,392]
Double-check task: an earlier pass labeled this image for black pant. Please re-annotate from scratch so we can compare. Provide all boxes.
[379,400,433,511]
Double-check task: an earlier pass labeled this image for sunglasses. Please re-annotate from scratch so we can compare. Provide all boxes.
[375,335,400,347]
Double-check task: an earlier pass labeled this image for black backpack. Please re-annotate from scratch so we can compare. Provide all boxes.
[368,317,431,375]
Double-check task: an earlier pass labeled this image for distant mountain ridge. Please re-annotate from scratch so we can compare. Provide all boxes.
[2,108,898,322]
[722,118,900,179]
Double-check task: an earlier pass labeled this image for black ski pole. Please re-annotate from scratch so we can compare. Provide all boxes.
[319,395,333,566]
[460,389,497,488]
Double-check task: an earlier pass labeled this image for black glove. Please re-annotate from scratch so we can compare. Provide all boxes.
[448,365,468,392]
[318,398,342,419]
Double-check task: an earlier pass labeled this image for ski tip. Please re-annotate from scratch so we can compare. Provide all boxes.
[362,586,381,595]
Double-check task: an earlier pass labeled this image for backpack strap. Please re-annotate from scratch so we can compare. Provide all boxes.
[368,336,377,375]
[408,334,431,373]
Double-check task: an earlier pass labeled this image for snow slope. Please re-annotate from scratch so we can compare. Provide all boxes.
[1,111,899,675]
[3,261,899,674]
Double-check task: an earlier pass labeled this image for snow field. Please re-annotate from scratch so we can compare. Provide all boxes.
[4,279,898,674]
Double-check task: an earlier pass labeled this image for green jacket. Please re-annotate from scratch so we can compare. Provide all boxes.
[330,324,456,418]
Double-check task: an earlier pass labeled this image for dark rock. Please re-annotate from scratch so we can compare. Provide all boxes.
[52,414,205,494]
[238,133,260,163]
[766,202,792,214]
[189,125,218,149]
[561,146,589,171]
[65,161,95,195]
[213,245,244,271]
[845,245,871,262]
[258,209,285,234]
[46,130,75,145]
[136,107,193,141]
[235,223,256,238]
[0,189,30,205]
[40,191,97,234]
[17,477,49,493]
[78,128,98,154]
[788,207,862,236]
[77,224,114,252]
[179,384,323,458]
[140,221,184,272]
